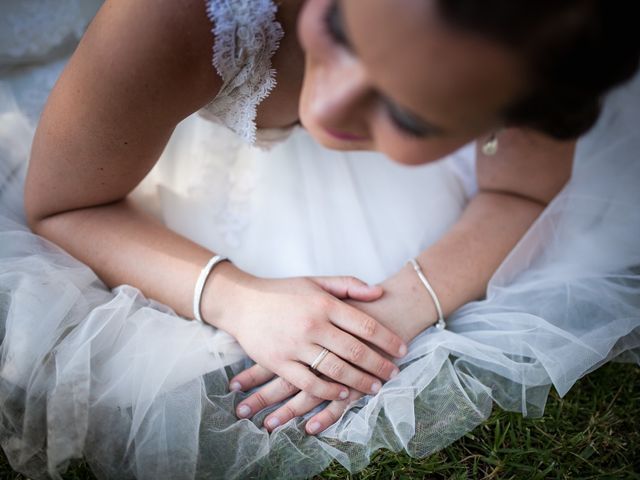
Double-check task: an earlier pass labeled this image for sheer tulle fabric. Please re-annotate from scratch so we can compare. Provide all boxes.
[2,17,640,480]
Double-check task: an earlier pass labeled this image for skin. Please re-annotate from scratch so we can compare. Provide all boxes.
[24,0,574,435]
[298,0,526,161]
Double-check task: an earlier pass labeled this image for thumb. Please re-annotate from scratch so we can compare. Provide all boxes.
[311,276,384,301]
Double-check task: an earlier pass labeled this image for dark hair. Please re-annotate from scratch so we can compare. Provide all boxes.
[437,0,640,139]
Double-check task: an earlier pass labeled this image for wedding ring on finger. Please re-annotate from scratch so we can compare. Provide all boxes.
[308,349,382,396]
[309,348,330,372]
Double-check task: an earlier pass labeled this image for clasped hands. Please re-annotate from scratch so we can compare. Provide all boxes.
[206,264,423,436]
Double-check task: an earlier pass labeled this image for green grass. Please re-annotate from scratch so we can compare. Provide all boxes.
[2,362,638,480]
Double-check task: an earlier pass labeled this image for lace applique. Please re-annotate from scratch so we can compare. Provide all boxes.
[201,0,285,144]
[183,123,259,249]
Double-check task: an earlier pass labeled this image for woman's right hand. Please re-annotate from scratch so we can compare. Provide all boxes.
[202,264,407,402]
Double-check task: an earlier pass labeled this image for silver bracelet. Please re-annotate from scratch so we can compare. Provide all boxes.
[193,255,229,323]
[408,258,446,330]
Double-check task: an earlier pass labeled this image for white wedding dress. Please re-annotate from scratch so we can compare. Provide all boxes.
[1,1,639,479]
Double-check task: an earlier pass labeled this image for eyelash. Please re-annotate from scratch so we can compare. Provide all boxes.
[383,99,435,138]
[322,1,433,139]
[324,1,348,47]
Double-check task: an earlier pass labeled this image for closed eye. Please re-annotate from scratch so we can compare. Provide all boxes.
[381,97,443,138]
[324,1,444,139]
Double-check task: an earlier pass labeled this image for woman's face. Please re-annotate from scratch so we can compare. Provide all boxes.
[297,0,527,165]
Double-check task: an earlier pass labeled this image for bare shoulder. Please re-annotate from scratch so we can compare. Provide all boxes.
[476,128,576,205]
[78,0,220,117]
[25,0,221,223]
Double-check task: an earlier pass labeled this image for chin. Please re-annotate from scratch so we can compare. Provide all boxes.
[313,131,371,152]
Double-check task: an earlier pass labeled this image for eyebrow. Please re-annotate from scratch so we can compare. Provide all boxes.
[332,1,447,136]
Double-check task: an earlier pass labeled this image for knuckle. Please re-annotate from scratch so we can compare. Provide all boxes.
[357,375,372,393]
[375,358,390,378]
[314,382,333,400]
[323,407,340,425]
[360,317,377,337]
[392,336,404,352]
[302,391,322,404]
[280,378,298,396]
[326,360,345,380]
[314,295,334,312]
[245,370,258,386]
[349,342,366,362]
[322,298,336,313]
[300,317,318,335]
[252,392,268,411]
[298,377,313,392]
[281,404,298,421]
[344,276,358,286]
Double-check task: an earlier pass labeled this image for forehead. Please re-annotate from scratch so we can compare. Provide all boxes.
[341,0,525,132]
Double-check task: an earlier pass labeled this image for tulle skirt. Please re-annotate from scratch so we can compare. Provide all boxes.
[1,50,639,479]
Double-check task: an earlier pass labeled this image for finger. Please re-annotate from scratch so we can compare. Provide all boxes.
[307,347,384,395]
[280,362,349,401]
[263,390,325,432]
[306,390,365,435]
[229,364,275,392]
[323,327,400,382]
[235,376,300,420]
[312,276,384,302]
[329,305,407,358]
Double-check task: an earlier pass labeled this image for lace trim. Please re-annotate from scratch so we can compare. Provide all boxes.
[202,0,284,144]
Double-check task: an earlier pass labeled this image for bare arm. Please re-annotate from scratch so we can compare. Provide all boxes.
[348,128,575,343]
[367,128,575,342]
[25,0,222,316]
[25,0,405,400]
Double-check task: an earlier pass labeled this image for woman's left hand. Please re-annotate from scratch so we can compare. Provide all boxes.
[230,266,433,434]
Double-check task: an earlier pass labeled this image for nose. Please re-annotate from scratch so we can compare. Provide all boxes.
[309,58,371,129]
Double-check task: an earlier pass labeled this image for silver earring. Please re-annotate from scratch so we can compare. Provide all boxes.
[482,133,499,156]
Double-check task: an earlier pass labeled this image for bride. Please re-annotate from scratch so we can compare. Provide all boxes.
[1,0,638,478]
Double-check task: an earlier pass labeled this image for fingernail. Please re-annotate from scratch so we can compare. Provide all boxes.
[398,344,408,356]
[390,368,399,379]
[237,405,252,418]
[339,389,349,400]
[307,421,322,434]
[266,417,280,429]
[230,381,242,391]
[371,381,381,394]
